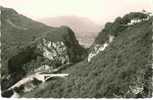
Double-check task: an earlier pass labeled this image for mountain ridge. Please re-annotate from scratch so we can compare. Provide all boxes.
[1,7,87,94]
[23,12,152,98]
[1,6,152,98]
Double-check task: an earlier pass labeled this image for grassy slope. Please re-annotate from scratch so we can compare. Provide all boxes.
[24,19,152,98]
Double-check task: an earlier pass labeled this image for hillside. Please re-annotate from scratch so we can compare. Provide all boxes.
[23,12,152,98]
[1,6,87,93]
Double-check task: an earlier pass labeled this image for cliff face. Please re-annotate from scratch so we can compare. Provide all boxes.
[23,12,152,98]
[1,7,87,92]
[38,39,70,65]
[87,35,114,62]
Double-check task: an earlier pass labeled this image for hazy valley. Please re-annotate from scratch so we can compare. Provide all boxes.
[0,6,152,98]
[39,16,103,47]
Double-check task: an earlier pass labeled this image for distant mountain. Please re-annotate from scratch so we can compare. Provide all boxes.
[39,16,103,47]
[1,6,152,98]
[24,12,152,98]
[1,6,87,93]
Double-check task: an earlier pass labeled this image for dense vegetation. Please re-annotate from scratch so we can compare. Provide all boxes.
[1,7,152,98]
[1,7,87,91]
[24,13,152,98]
[95,12,150,44]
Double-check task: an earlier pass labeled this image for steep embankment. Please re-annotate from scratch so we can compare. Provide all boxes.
[1,6,87,94]
[24,12,152,98]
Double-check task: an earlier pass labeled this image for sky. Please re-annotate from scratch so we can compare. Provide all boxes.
[0,0,153,24]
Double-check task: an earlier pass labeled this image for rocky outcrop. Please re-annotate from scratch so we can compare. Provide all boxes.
[88,35,114,62]
[37,38,70,65]
[2,36,79,97]
[1,7,87,95]
[127,16,150,26]
[88,12,151,63]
